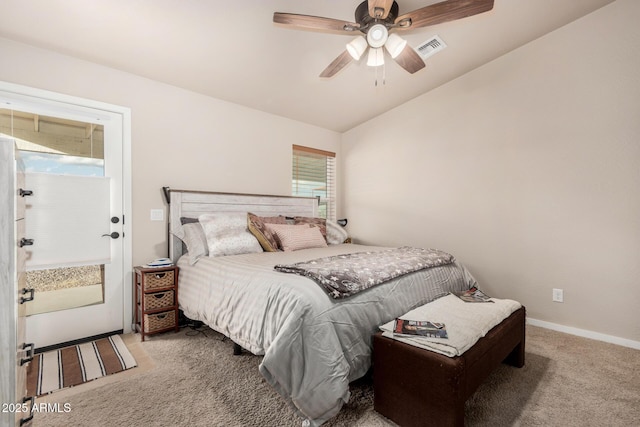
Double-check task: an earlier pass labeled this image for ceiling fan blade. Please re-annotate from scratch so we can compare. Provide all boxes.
[368,0,395,19]
[394,0,494,30]
[319,51,354,78]
[273,12,360,34]
[393,47,426,74]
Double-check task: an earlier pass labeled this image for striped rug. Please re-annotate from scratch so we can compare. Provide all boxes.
[27,335,137,396]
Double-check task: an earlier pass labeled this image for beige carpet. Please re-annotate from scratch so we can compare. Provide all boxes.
[33,325,640,426]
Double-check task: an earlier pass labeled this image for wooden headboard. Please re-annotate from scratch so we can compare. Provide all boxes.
[168,189,319,262]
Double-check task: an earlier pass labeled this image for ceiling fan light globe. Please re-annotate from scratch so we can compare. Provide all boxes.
[385,33,407,58]
[366,24,388,48]
[346,36,368,61]
[366,48,384,67]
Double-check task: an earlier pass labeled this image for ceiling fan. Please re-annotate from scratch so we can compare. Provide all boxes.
[273,0,494,78]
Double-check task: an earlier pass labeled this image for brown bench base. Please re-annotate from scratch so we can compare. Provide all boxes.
[373,306,526,427]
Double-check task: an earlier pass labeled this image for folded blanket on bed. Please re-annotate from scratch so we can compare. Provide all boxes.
[379,293,522,357]
[274,246,454,299]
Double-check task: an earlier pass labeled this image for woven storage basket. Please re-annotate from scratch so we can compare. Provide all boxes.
[144,290,174,310]
[143,270,174,290]
[144,310,176,332]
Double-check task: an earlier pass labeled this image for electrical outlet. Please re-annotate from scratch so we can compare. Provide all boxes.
[552,288,564,303]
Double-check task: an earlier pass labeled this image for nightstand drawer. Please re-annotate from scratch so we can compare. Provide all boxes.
[143,290,174,310]
[144,310,176,333]
[143,270,175,290]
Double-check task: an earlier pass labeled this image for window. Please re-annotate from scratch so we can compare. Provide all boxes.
[0,108,107,314]
[0,108,105,176]
[292,144,336,221]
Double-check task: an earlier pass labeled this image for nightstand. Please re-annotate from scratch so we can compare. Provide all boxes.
[134,265,179,341]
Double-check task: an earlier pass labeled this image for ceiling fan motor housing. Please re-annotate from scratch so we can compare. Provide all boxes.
[355,1,399,31]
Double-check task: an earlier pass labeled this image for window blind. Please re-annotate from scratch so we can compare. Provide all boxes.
[24,173,111,270]
[292,144,336,221]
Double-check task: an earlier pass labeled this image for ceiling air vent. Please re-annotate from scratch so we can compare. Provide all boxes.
[416,35,447,60]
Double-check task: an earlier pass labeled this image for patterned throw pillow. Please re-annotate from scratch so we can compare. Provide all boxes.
[247,213,287,252]
[198,213,263,257]
[272,224,328,252]
[293,216,327,240]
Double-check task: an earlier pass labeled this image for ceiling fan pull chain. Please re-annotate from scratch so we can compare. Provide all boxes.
[383,62,386,86]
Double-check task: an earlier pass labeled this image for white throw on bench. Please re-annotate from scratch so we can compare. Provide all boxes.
[379,293,522,357]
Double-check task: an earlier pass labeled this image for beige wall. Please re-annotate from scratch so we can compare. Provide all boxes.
[342,0,640,342]
[1,0,638,343]
[0,38,341,267]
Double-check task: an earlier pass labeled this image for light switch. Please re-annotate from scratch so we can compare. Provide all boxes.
[150,209,164,221]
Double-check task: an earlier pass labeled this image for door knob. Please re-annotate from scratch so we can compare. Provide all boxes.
[102,232,120,239]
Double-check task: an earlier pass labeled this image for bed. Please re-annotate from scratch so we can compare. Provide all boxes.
[167,190,478,426]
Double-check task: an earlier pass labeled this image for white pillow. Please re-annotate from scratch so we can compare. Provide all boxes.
[198,213,262,257]
[326,219,349,245]
[272,224,328,252]
[170,223,208,265]
[180,222,208,265]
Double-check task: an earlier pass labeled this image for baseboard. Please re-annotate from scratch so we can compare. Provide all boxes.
[527,318,640,350]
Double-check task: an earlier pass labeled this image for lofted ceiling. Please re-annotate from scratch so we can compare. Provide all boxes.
[0,0,615,132]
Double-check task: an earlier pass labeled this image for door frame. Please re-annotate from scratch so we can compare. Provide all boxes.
[0,81,133,339]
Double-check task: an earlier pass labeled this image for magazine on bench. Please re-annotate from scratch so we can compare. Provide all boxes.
[393,319,448,339]
[453,286,494,303]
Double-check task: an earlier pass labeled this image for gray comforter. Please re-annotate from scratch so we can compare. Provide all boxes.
[177,244,476,426]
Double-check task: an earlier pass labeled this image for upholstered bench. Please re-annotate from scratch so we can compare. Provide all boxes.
[373,306,526,427]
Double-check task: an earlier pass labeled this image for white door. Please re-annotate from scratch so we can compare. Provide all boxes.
[0,84,132,348]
